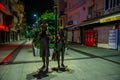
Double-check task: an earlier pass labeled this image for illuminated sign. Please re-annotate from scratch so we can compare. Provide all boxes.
[100,14,120,23]
[0,24,8,31]
[0,3,6,10]
[0,3,11,15]
[108,30,118,49]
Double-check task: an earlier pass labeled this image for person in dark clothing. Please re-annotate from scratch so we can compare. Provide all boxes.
[38,19,50,72]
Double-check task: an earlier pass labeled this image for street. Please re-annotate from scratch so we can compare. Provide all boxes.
[0,40,120,80]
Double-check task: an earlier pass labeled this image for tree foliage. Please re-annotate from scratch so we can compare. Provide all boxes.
[39,12,56,34]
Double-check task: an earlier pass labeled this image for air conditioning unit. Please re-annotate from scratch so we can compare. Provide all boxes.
[104,10,109,15]
[73,20,78,25]
[87,14,92,19]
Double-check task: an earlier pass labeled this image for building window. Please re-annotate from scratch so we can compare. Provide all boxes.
[0,12,3,24]
[105,0,109,10]
[113,0,116,7]
[73,14,79,25]
[88,6,93,19]
[88,6,92,15]
[116,0,119,6]
[110,0,113,8]
[104,0,119,10]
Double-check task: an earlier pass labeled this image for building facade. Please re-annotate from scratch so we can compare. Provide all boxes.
[80,0,120,49]
[0,0,12,43]
[63,0,88,43]
[10,0,25,41]
[0,0,25,44]
[58,0,120,50]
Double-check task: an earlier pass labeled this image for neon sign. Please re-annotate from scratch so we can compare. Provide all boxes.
[0,3,6,10]
[0,24,8,31]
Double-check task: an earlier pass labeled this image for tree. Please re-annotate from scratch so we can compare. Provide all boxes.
[39,12,56,34]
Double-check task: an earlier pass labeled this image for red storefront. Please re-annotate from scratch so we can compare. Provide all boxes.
[85,30,98,47]
[0,3,12,43]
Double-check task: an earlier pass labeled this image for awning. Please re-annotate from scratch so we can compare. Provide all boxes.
[79,18,100,27]
[0,3,11,15]
[64,24,78,30]
[78,13,120,27]
[65,18,100,30]
[100,13,120,23]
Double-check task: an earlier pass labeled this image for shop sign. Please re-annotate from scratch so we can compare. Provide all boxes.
[0,3,11,15]
[0,24,8,31]
[108,30,118,49]
[100,15,120,23]
[0,3,5,10]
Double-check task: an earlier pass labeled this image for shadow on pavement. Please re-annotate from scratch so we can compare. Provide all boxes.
[51,66,74,74]
[26,66,74,80]
[26,69,56,80]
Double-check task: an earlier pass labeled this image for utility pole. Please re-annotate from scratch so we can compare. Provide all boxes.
[54,0,58,47]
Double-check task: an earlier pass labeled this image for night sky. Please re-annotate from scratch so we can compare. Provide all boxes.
[20,0,54,26]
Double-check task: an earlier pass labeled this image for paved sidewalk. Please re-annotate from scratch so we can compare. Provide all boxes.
[68,44,120,64]
[0,41,120,80]
[0,40,26,63]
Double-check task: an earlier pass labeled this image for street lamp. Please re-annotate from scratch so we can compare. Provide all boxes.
[33,14,39,28]
[34,14,37,17]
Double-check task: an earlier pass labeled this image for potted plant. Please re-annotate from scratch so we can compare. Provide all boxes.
[32,31,40,56]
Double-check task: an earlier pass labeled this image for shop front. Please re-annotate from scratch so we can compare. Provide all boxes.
[0,3,12,43]
[67,30,72,43]
[84,30,98,47]
[73,29,80,43]
[99,13,120,49]
[80,13,120,50]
